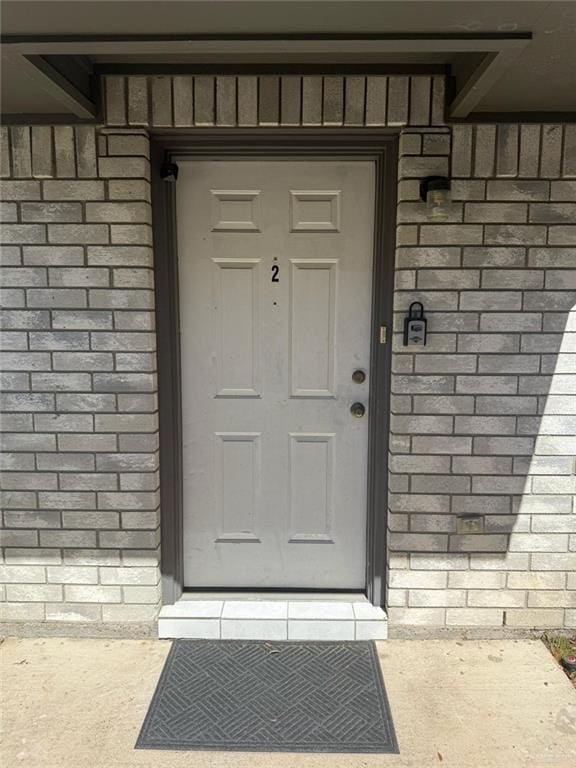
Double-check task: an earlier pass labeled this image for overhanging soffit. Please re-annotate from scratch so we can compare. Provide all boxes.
[3,31,572,124]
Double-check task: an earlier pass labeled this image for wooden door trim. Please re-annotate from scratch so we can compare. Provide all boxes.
[151,129,398,608]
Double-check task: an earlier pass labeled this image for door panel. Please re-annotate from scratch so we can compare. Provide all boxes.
[177,159,375,588]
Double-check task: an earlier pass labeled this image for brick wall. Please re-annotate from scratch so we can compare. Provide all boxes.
[0,127,161,625]
[0,76,575,632]
[389,124,576,630]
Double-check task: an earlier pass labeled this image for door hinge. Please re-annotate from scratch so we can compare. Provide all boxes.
[379,325,388,344]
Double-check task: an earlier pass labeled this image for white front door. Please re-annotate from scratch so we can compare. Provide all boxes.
[177,159,376,589]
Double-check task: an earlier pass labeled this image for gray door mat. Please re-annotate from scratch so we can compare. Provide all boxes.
[136,639,399,754]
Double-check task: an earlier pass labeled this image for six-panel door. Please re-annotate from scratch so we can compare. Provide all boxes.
[177,159,376,588]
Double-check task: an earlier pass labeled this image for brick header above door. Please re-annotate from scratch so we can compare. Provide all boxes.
[104,75,446,129]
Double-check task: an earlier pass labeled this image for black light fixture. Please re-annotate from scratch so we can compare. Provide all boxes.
[420,176,451,220]
[160,161,179,182]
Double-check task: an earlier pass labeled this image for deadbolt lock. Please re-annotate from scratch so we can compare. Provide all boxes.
[352,369,366,383]
[350,402,366,418]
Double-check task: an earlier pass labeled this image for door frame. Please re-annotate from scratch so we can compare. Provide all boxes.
[150,129,398,608]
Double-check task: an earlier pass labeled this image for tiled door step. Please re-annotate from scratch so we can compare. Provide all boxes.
[158,595,388,641]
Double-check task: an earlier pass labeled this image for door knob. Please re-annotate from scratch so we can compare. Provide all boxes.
[350,402,366,418]
[352,369,366,383]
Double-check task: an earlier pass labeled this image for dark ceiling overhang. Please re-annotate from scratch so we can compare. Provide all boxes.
[1,32,537,124]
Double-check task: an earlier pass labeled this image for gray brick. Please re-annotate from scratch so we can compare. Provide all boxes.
[476,395,536,414]
[457,334,519,353]
[0,225,46,244]
[10,127,32,177]
[97,157,150,179]
[0,372,29,391]
[478,354,539,373]
[65,584,121,603]
[547,225,576,245]
[455,415,516,435]
[150,76,172,126]
[481,269,543,289]
[496,125,519,177]
[40,530,96,546]
[0,310,50,330]
[87,246,152,267]
[524,292,576,311]
[0,180,41,200]
[105,77,127,125]
[518,125,541,177]
[453,456,512,475]
[386,76,409,126]
[460,292,522,311]
[49,267,109,288]
[1,529,41,550]
[480,313,541,331]
[46,566,98,584]
[88,289,154,310]
[75,127,98,178]
[236,76,258,126]
[34,414,93,432]
[1,433,55,451]
[52,352,112,371]
[110,224,152,246]
[531,553,576,570]
[23,246,84,266]
[86,202,151,223]
[31,372,91,391]
[1,351,50,370]
[353,75,386,128]
[91,331,155,352]
[412,436,472,454]
[43,180,105,200]
[551,181,576,201]
[0,126,10,177]
[7,584,62,602]
[419,224,483,245]
[530,203,576,224]
[486,180,549,201]
[414,355,476,374]
[484,225,546,245]
[0,603,45,621]
[48,224,109,245]
[29,331,89,350]
[56,393,116,412]
[466,202,527,223]
[92,373,156,392]
[412,475,470,494]
[562,125,576,177]
[172,76,193,127]
[53,126,75,178]
[389,533,448,552]
[37,453,94,471]
[99,530,159,549]
[21,203,82,223]
[399,156,449,179]
[52,310,112,330]
[1,288,25,307]
[127,77,149,125]
[0,202,17,221]
[0,392,54,411]
[60,473,117,492]
[450,534,507,553]
[474,126,496,177]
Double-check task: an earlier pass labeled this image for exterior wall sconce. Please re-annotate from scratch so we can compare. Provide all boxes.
[420,176,451,220]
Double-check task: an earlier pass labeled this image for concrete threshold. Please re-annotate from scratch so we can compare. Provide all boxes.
[159,592,388,640]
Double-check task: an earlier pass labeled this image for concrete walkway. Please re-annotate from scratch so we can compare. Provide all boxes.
[0,637,574,768]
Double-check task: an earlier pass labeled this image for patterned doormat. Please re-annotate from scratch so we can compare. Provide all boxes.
[136,639,398,753]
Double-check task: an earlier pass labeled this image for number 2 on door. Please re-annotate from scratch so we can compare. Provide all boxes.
[271,264,279,283]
